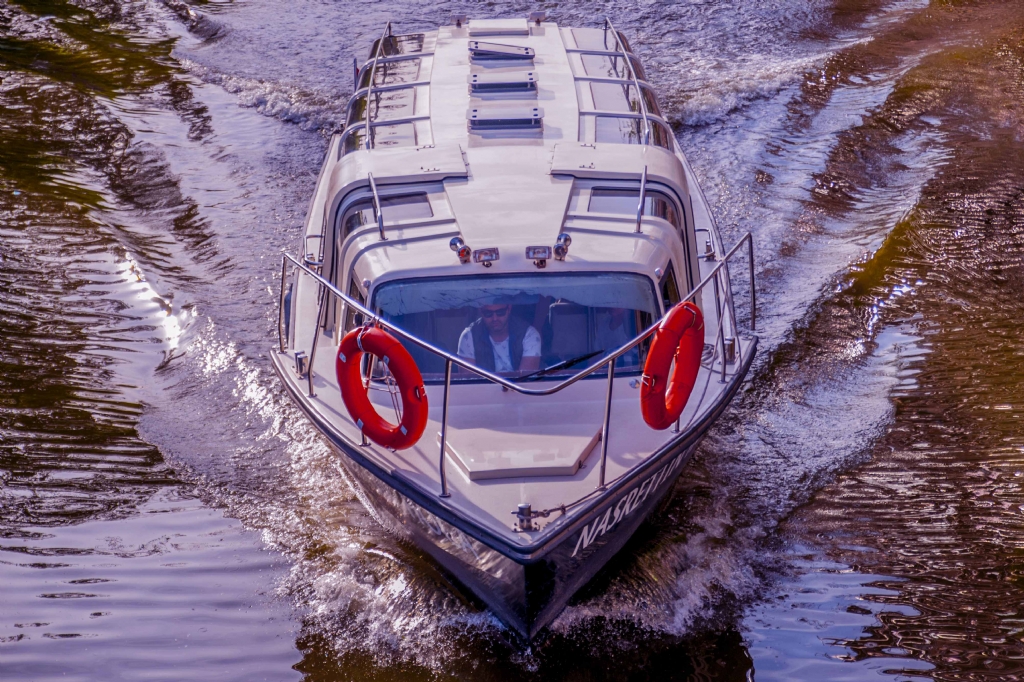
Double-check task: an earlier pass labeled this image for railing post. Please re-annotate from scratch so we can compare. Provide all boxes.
[278,256,289,353]
[306,284,327,397]
[598,359,615,488]
[747,234,756,331]
[438,358,453,498]
[714,273,726,384]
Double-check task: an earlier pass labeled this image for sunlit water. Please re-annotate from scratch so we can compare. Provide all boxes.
[2,0,1024,679]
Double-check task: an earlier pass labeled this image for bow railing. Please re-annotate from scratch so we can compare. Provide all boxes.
[278,233,755,497]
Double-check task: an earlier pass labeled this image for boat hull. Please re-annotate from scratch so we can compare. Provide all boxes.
[271,339,755,638]
[336,435,698,638]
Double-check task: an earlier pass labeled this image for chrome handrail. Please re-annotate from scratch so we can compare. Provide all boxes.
[282,234,753,394]
[604,17,650,145]
[363,21,393,151]
[279,232,755,496]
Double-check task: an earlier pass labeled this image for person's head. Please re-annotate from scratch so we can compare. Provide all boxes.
[479,303,511,336]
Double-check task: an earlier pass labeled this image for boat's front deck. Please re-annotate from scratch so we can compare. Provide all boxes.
[279,248,754,549]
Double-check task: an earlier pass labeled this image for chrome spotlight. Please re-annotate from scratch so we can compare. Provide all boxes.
[553,233,572,261]
[450,237,472,264]
[525,245,552,268]
[473,247,500,267]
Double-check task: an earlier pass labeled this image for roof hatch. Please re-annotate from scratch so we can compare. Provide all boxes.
[469,40,535,61]
[467,106,543,129]
[468,71,537,93]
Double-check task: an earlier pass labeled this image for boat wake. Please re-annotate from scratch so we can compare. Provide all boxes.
[180,58,348,134]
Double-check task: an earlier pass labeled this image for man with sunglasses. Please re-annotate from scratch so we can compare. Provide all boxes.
[457,300,542,374]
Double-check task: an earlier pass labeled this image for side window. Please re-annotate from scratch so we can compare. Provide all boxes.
[346,87,416,128]
[370,33,426,57]
[345,279,366,332]
[342,199,375,236]
[589,83,662,118]
[357,58,421,90]
[649,120,673,150]
[342,122,417,155]
[649,193,679,228]
[661,262,681,310]
[587,189,681,233]
[339,194,433,237]
[580,53,646,81]
[571,28,619,51]
[592,116,673,150]
[594,115,644,145]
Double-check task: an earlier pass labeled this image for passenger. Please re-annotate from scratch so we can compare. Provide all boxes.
[457,302,541,373]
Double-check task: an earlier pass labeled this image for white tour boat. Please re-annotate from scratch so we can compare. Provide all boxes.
[273,14,757,639]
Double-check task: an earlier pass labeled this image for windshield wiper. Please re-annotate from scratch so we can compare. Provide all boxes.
[519,349,605,381]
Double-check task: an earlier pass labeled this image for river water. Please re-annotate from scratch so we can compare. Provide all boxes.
[2,0,1023,679]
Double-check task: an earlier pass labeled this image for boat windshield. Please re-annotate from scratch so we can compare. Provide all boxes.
[372,273,659,381]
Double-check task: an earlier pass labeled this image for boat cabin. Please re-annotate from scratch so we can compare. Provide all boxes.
[304,18,704,384]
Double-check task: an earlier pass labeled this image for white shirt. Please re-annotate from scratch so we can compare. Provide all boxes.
[458,325,541,372]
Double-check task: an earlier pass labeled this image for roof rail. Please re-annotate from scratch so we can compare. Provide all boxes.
[603,18,650,146]
[364,21,394,151]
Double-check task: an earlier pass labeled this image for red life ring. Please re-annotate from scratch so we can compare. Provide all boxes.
[336,327,428,450]
[640,302,705,430]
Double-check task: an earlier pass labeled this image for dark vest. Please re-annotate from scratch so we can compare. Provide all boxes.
[470,316,529,372]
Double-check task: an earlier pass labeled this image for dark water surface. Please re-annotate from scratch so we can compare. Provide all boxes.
[2,0,1024,679]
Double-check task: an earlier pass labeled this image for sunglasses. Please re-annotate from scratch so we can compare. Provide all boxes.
[480,306,511,319]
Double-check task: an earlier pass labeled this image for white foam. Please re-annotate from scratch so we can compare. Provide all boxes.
[671,54,822,126]
[180,58,346,133]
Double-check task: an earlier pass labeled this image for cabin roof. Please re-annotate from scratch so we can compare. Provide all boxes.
[322,20,691,292]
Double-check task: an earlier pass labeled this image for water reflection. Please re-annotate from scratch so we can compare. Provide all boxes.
[0,2,298,677]
[0,490,300,679]
[777,9,1024,679]
[747,553,933,681]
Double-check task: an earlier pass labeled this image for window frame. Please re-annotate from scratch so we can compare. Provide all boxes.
[355,57,423,91]
[345,85,419,128]
[660,262,682,309]
[580,114,674,151]
[338,193,435,239]
[578,184,685,233]
[587,81,662,117]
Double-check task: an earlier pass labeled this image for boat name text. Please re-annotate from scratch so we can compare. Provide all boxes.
[571,451,687,558]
